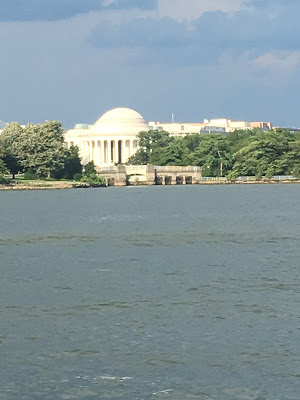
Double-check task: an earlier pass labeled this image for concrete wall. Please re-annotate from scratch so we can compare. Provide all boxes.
[96,165,202,186]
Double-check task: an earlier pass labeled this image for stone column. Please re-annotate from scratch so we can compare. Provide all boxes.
[122,140,126,163]
[108,140,112,164]
[85,141,89,160]
[90,140,93,163]
[114,140,118,164]
[130,140,134,158]
[94,141,98,166]
[101,140,105,165]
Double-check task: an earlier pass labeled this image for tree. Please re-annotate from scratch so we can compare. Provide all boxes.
[0,159,8,174]
[53,145,82,179]
[17,121,67,178]
[187,135,232,177]
[127,149,149,165]
[152,138,188,166]
[128,129,173,165]
[0,122,23,178]
[231,130,298,177]
[84,161,96,176]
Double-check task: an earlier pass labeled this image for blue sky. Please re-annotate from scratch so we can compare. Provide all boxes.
[0,0,299,127]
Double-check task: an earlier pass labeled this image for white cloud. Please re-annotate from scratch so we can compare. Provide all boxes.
[253,51,300,75]
[157,0,243,20]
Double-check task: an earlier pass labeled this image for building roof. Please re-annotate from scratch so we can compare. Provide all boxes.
[66,107,149,138]
[95,107,147,127]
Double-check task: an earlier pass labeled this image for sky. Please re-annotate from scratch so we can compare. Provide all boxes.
[0,0,299,128]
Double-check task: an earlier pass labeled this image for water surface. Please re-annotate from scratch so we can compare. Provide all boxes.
[0,185,299,399]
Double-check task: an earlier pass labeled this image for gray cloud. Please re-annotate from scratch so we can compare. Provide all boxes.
[0,2,299,128]
[247,0,299,7]
[106,0,157,11]
[0,0,156,22]
[89,5,300,65]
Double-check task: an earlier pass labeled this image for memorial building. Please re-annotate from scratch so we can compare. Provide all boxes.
[64,107,149,167]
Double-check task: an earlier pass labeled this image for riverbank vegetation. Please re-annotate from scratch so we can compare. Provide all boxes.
[128,128,300,179]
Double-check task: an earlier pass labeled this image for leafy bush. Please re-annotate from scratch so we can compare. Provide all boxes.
[291,164,300,177]
[73,173,82,181]
[0,159,8,174]
[84,161,96,176]
[81,173,106,186]
[0,174,10,184]
[24,170,37,180]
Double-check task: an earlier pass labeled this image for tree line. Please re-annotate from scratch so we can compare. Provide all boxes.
[128,128,300,179]
[1,122,299,182]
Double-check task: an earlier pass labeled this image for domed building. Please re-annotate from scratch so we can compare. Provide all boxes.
[64,107,149,166]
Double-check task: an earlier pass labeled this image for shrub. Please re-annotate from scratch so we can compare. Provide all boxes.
[24,170,37,180]
[84,161,96,176]
[81,173,106,186]
[0,174,10,184]
[0,159,8,174]
[73,173,82,181]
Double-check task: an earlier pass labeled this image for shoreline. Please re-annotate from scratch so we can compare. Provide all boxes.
[1,179,300,190]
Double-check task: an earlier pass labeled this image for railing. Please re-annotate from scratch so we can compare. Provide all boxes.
[126,166,147,172]
[97,166,118,172]
[236,175,297,181]
[154,166,201,172]
[200,177,227,181]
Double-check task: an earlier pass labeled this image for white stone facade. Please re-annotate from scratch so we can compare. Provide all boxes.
[64,108,149,167]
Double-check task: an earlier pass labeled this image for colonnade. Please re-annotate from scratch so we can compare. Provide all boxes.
[67,139,138,166]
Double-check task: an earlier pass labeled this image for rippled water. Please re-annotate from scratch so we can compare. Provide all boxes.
[0,185,299,399]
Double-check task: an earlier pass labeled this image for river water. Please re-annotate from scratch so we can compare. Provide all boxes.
[0,185,299,400]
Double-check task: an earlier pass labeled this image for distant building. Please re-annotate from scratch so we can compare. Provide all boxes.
[150,118,273,136]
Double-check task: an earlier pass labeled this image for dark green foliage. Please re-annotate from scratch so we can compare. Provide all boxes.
[81,173,106,186]
[84,161,96,176]
[2,153,21,178]
[127,149,149,165]
[127,130,173,165]
[0,159,8,174]
[53,145,82,179]
[63,146,82,179]
[73,173,83,181]
[129,127,300,178]
[0,159,10,184]
[0,122,23,178]
[23,169,37,180]
[0,174,10,184]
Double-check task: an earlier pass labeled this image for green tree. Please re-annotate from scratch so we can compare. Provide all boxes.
[127,149,149,165]
[0,159,8,174]
[17,121,67,178]
[0,122,23,178]
[152,138,188,166]
[231,130,297,177]
[187,135,232,177]
[53,145,82,179]
[84,161,96,176]
[128,129,173,165]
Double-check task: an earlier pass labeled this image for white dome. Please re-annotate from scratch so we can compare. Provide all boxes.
[96,107,146,125]
[93,107,149,135]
